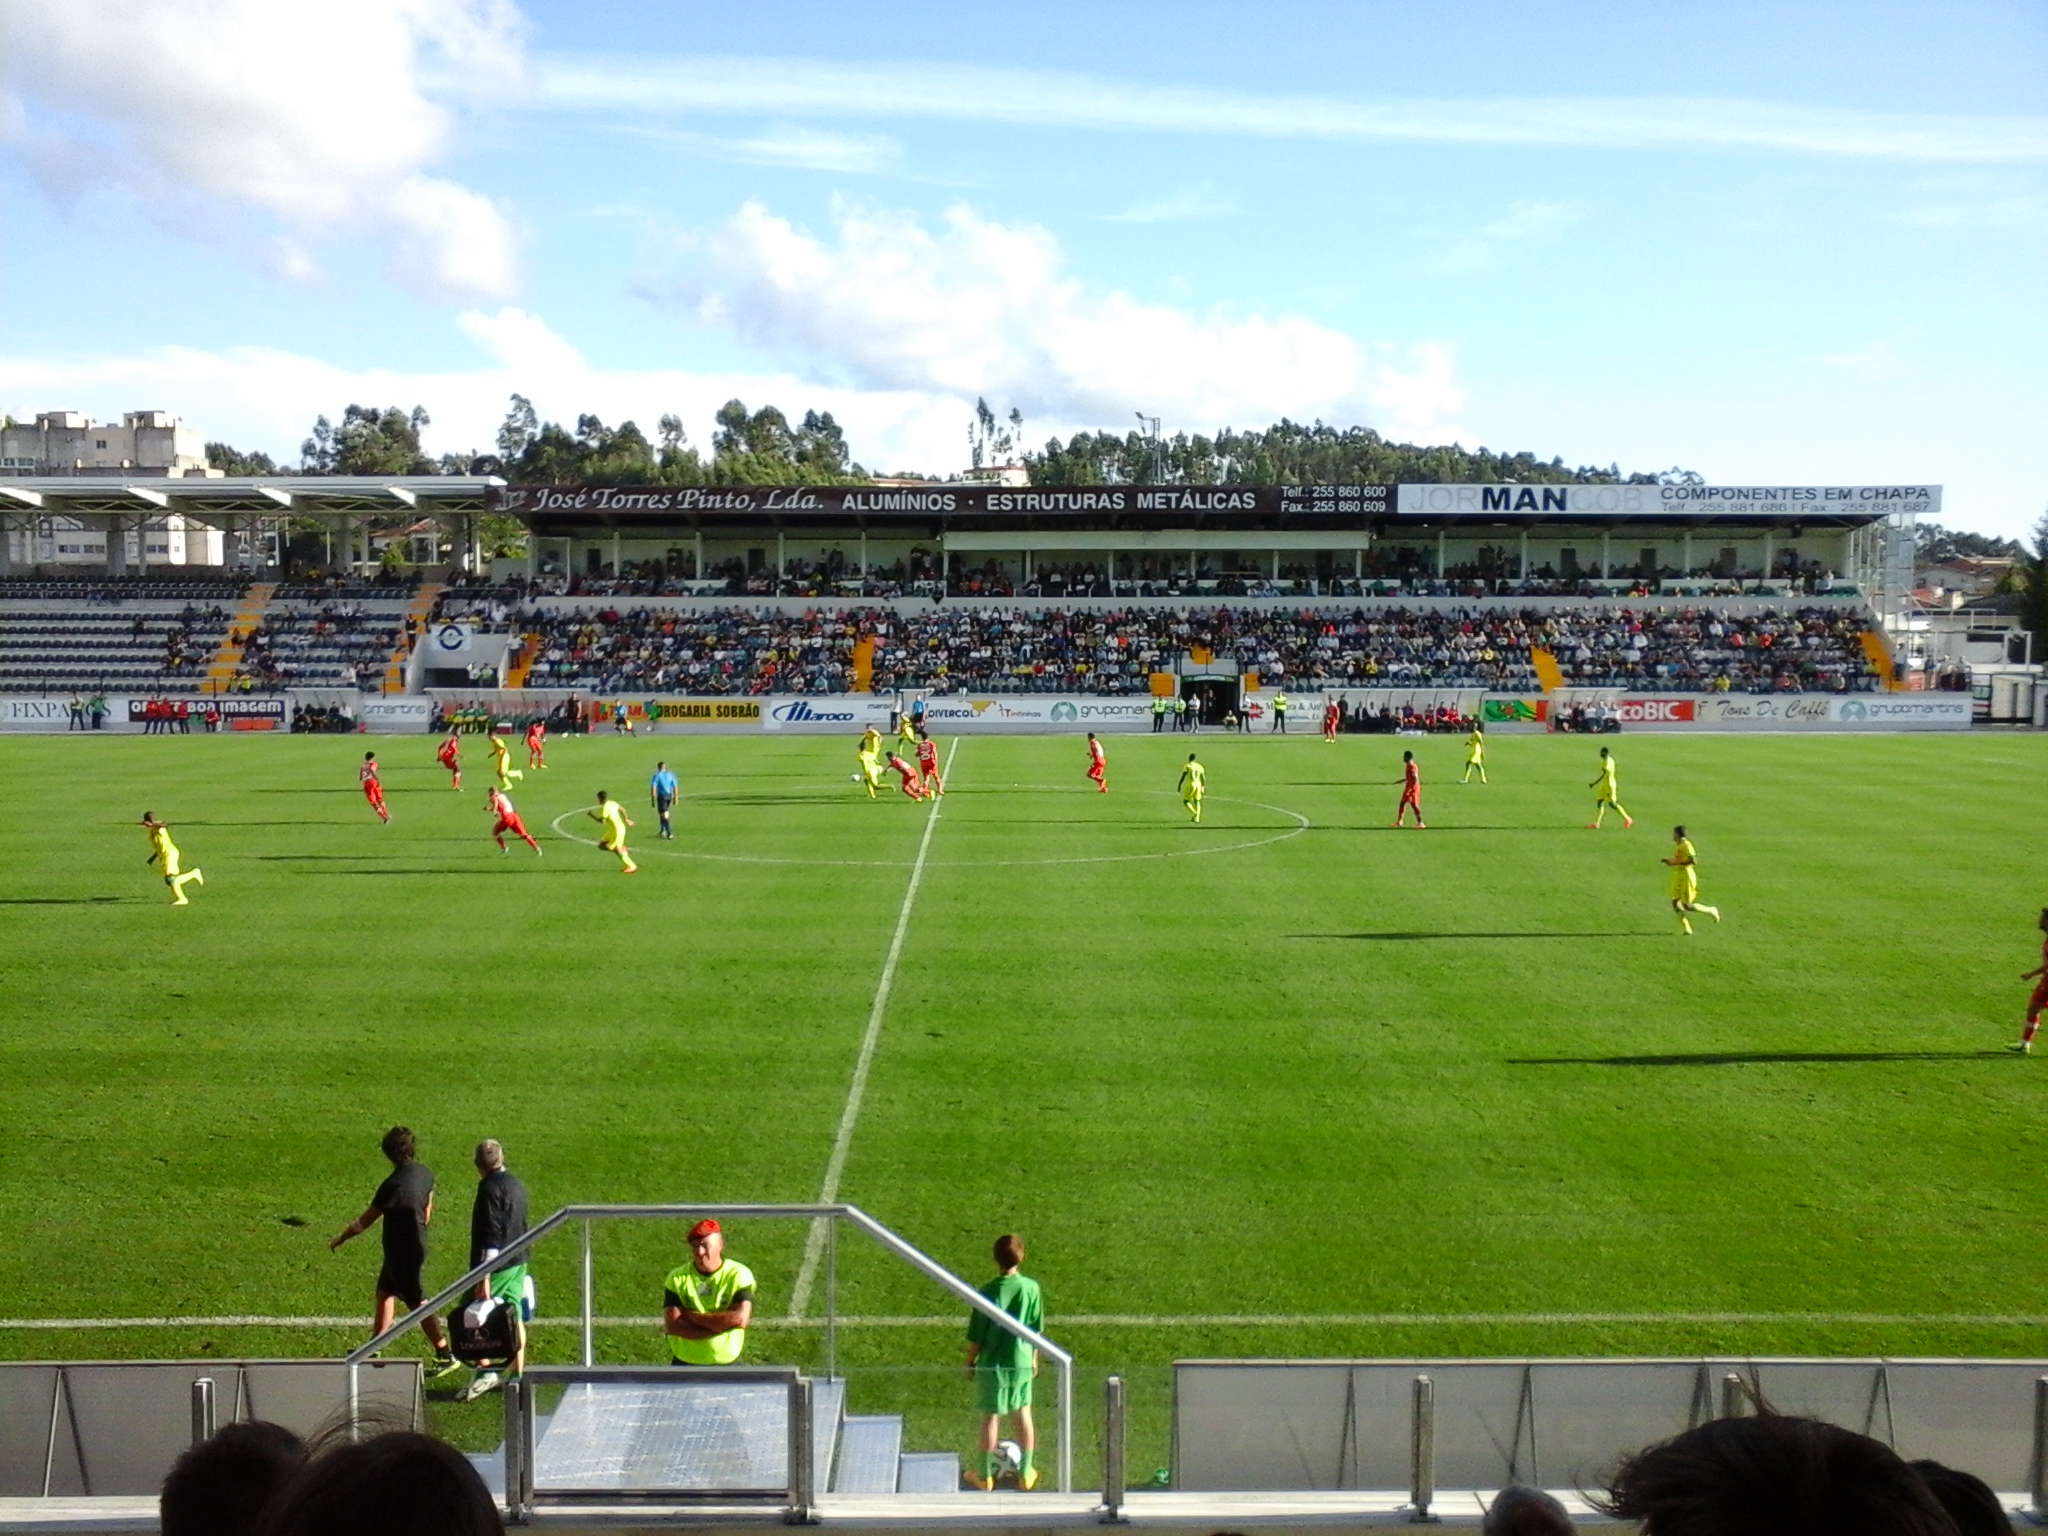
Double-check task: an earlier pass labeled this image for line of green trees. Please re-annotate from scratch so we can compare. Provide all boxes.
[206,397,868,485]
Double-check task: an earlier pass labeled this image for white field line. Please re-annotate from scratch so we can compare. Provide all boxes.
[787,737,961,1320]
[7,1311,2048,1331]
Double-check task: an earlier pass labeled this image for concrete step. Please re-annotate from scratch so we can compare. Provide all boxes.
[896,1451,962,1494]
[831,1414,902,1494]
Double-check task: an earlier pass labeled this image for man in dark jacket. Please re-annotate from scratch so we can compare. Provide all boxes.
[457,1138,529,1400]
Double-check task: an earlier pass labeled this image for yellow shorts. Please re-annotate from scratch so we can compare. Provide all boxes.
[1671,870,1698,903]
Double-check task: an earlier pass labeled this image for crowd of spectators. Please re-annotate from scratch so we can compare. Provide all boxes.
[512,603,1879,697]
[234,604,402,692]
[289,702,357,733]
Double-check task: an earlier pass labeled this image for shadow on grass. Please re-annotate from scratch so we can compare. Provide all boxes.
[1306,825,1586,833]
[1296,931,1659,941]
[1512,1051,2008,1067]
[298,867,598,877]
[180,819,361,827]
[0,896,126,904]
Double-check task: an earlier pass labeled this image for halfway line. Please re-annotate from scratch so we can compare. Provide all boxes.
[787,737,960,1319]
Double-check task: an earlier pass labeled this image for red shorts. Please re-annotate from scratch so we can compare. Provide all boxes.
[2029,979,2048,1023]
[1400,787,1421,805]
[1088,763,1105,779]
[364,782,384,801]
[495,815,528,838]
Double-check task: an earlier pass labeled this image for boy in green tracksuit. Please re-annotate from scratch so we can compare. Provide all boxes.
[964,1233,1043,1490]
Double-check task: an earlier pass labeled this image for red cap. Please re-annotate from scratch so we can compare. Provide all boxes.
[688,1218,720,1240]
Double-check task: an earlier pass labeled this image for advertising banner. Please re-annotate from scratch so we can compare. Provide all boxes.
[1481,698,1549,724]
[1397,483,1939,519]
[358,698,437,733]
[761,696,900,733]
[915,695,1156,732]
[0,697,89,732]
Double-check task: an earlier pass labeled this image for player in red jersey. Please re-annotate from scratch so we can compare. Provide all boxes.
[915,729,943,796]
[2010,908,2048,1054]
[436,730,463,790]
[886,751,926,800]
[488,785,542,855]
[1323,698,1341,742]
[1394,749,1425,828]
[360,751,390,823]
[525,718,547,769]
[1085,732,1107,793]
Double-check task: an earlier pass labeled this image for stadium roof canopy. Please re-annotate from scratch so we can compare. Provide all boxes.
[0,475,502,518]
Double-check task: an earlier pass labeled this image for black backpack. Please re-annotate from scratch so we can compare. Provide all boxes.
[448,1296,520,1365]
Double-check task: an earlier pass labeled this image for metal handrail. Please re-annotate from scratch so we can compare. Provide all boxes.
[343,1202,1075,1492]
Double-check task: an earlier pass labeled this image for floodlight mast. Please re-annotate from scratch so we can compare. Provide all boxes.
[1134,413,1163,483]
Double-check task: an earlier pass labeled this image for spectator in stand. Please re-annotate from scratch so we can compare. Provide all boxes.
[256,1429,502,1536]
[1483,1485,1577,1536]
[161,1421,306,1536]
[1599,1414,1962,1536]
[1909,1462,2011,1536]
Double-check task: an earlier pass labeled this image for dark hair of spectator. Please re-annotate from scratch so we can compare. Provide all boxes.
[1598,1414,1961,1536]
[161,1421,306,1536]
[1483,1483,1577,1536]
[257,1430,503,1536]
[380,1127,416,1164]
[994,1233,1024,1269]
[1910,1461,2012,1536]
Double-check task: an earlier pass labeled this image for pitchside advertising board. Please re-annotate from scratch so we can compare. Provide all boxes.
[1551,693,1971,729]
[0,697,287,732]
[1397,484,1940,518]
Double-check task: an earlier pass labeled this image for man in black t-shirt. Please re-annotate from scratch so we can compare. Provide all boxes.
[456,1138,531,1401]
[329,1126,454,1369]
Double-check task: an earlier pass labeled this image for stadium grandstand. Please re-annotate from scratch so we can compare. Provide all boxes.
[0,475,1959,715]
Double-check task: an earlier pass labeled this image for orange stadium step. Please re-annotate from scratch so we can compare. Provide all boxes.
[503,631,542,689]
[382,583,443,692]
[1529,645,1565,692]
[852,636,875,693]
[1860,628,1902,690]
[206,581,274,687]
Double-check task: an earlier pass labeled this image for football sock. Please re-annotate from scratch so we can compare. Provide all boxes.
[1680,917,1692,933]
[1698,904,1721,921]
[1019,1450,1035,1477]
[982,1452,1001,1478]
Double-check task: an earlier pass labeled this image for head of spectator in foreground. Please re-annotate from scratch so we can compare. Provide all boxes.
[1483,1483,1576,1536]
[380,1126,416,1167]
[688,1218,724,1274]
[994,1233,1024,1273]
[1910,1461,2011,1536]
[161,1421,305,1536]
[474,1138,505,1175]
[257,1429,502,1536]
[1599,1414,1960,1536]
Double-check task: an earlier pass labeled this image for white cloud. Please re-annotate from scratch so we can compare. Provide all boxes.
[652,200,1465,441]
[1443,197,1590,270]
[3,0,527,300]
[0,311,1007,476]
[1109,184,1235,223]
[626,123,902,175]
[539,54,2048,164]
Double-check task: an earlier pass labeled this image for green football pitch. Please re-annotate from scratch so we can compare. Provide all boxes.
[2,726,2044,1463]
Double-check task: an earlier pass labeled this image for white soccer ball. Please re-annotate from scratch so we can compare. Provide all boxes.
[997,1440,1023,1472]
[850,772,862,782]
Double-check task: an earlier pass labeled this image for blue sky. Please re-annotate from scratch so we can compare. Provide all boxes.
[3,0,2044,537]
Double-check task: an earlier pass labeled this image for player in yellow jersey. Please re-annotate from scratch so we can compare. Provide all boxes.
[489,732,524,788]
[1587,745,1632,829]
[1178,753,1206,823]
[140,813,204,905]
[859,725,882,758]
[1460,723,1487,784]
[588,790,637,873]
[897,709,919,750]
[1661,825,1720,934]
[855,740,884,798]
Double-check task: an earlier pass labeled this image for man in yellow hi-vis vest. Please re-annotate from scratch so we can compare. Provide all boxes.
[663,1219,755,1364]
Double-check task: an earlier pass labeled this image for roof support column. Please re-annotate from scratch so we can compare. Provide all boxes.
[1519,530,1529,581]
[1762,528,1774,585]
[694,531,704,581]
[1683,530,1693,578]
[0,514,12,576]
[777,530,786,581]
[611,529,622,578]
[339,514,354,579]
[859,530,867,577]
[105,513,125,577]
[1436,530,1446,579]
[1600,530,1611,580]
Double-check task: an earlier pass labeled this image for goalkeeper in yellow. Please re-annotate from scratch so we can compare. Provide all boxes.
[141,813,204,905]
[588,790,637,874]
[1178,753,1206,823]
[490,731,524,788]
[1587,745,1632,829]
[1460,723,1487,784]
[1661,825,1720,934]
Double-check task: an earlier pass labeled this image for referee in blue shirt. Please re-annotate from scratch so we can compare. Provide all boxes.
[650,761,679,839]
